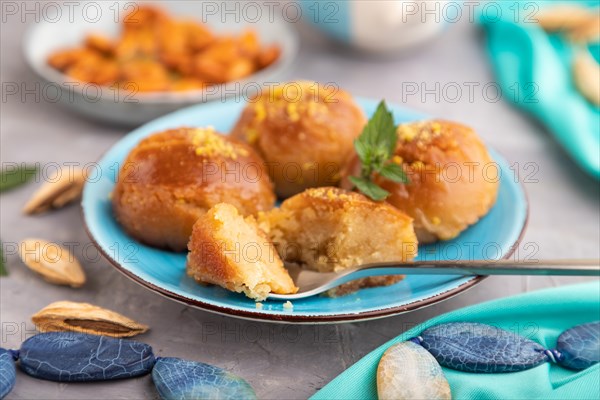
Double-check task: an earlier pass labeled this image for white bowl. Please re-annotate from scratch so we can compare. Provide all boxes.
[23,1,299,126]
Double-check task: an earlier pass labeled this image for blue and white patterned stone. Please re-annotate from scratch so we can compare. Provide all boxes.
[19,332,155,382]
[420,322,548,373]
[377,341,451,400]
[152,357,257,400]
[556,321,600,370]
[0,348,16,399]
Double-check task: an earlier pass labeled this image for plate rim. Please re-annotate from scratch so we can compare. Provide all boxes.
[81,99,530,324]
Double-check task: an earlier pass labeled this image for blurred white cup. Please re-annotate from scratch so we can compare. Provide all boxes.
[300,0,449,53]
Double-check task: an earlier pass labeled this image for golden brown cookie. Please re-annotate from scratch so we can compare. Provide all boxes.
[112,127,275,251]
[343,120,499,243]
[231,81,367,197]
[186,203,297,300]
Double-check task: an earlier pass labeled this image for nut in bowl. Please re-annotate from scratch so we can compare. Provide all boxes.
[23,2,298,125]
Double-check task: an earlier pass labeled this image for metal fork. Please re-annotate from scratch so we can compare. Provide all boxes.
[267,259,600,300]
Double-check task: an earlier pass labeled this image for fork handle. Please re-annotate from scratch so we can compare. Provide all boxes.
[348,259,600,277]
[271,260,600,300]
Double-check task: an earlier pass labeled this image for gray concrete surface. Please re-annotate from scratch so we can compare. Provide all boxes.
[1,8,599,400]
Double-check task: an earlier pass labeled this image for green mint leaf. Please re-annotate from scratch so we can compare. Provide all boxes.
[354,136,371,163]
[370,148,390,171]
[0,165,38,193]
[349,176,390,201]
[355,100,397,163]
[360,104,381,146]
[371,101,397,158]
[0,241,6,277]
[379,163,409,183]
[359,102,394,146]
[352,99,406,195]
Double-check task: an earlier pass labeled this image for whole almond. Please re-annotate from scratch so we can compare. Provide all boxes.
[23,168,86,215]
[18,239,86,287]
[568,14,600,43]
[536,5,594,32]
[32,301,149,338]
[573,50,600,106]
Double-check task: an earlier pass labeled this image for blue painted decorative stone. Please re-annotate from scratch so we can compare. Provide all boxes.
[556,321,600,370]
[0,348,16,399]
[152,357,257,400]
[419,322,548,373]
[19,332,155,382]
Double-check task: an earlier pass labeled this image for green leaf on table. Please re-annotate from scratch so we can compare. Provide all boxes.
[0,241,6,276]
[378,163,409,184]
[349,176,390,201]
[0,165,38,193]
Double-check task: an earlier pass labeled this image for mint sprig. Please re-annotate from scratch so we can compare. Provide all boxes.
[0,164,38,276]
[350,101,409,201]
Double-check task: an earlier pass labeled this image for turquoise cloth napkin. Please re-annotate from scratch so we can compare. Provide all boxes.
[479,1,600,179]
[311,281,600,400]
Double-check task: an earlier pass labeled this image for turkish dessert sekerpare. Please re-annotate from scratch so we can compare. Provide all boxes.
[112,127,275,251]
[186,203,297,300]
[259,187,418,296]
[111,87,500,301]
[231,81,366,197]
[343,120,499,243]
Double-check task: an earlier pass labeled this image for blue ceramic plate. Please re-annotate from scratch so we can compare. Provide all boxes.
[82,98,528,323]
